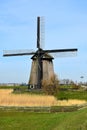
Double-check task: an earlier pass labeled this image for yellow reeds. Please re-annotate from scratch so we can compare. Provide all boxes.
[0,89,86,107]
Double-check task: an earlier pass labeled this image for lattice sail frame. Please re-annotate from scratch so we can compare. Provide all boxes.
[3,16,78,89]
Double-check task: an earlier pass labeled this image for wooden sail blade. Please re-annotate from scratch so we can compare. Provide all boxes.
[37,17,40,49]
[3,50,35,56]
[44,48,78,53]
[37,16,45,49]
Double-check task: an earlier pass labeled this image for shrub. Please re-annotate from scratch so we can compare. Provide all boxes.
[71,83,81,90]
[42,74,60,95]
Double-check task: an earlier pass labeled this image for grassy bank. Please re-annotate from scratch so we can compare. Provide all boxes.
[0,108,87,130]
[1,85,87,100]
[0,89,86,107]
[56,90,87,100]
[0,87,87,129]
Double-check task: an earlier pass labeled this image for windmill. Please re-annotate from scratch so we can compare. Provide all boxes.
[3,16,78,89]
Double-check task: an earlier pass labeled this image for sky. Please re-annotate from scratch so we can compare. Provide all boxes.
[0,0,87,83]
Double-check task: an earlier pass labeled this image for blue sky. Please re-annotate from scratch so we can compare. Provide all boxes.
[0,0,87,83]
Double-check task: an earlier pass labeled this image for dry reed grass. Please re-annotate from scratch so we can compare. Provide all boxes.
[0,89,86,107]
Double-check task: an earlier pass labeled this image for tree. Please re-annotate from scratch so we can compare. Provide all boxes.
[42,74,59,95]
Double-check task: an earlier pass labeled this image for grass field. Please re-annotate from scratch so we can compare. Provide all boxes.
[0,89,86,107]
[0,87,87,129]
[0,108,87,130]
[56,90,87,100]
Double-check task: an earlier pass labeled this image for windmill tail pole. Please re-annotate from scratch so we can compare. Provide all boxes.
[37,50,42,89]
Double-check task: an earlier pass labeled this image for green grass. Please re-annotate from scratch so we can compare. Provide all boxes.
[0,86,87,129]
[12,86,87,100]
[0,108,87,130]
[1,85,87,100]
[0,86,15,89]
[56,90,87,100]
[12,85,87,101]
[0,85,28,89]
[1,85,87,101]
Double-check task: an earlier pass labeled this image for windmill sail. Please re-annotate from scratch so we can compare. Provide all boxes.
[3,16,78,89]
[37,17,40,49]
[40,17,45,49]
[48,50,77,58]
[44,48,77,58]
[37,17,45,49]
[3,50,35,56]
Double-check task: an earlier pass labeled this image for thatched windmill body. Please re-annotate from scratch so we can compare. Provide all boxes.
[3,17,78,89]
